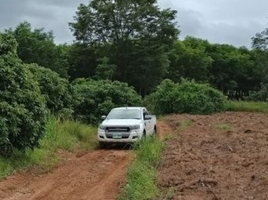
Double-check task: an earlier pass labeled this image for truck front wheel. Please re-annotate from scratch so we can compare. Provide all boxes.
[154,125,157,134]
[143,130,146,138]
[99,142,107,149]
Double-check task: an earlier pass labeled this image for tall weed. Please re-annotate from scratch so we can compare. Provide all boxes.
[0,116,97,180]
[119,137,163,200]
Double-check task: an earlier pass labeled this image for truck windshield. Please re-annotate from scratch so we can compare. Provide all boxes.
[106,109,141,119]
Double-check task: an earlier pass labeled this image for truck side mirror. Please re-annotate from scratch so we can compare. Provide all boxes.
[101,115,106,120]
[144,115,152,120]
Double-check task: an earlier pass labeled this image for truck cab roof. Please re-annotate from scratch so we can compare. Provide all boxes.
[112,107,145,110]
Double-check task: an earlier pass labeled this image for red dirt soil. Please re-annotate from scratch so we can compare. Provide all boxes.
[0,150,131,200]
[157,112,268,200]
[0,121,171,200]
[1,112,267,200]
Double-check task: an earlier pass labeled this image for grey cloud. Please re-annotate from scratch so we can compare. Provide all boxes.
[1,0,268,48]
[0,0,89,43]
[158,0,268,48]
[176,9,203,39]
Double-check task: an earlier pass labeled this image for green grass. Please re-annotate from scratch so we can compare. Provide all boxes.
[224,100,268,113]
[0,116,98,180]
[215,123,232,131]
[119,136,163,200]
[119,119,193,200]
[177,119,192,131]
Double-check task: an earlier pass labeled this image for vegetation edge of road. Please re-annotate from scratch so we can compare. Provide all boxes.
[0,116,98,180]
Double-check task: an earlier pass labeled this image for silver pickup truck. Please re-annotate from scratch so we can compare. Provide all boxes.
[97,107,157,147]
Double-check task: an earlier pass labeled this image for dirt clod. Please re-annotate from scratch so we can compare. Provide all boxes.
[157,112,268,200]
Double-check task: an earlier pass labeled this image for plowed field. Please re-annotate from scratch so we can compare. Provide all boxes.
[1,112,267,200]
[157,112,268,200]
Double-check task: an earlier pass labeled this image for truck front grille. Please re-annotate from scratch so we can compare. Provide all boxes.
[105,126,130,139]
[106,127,130,132]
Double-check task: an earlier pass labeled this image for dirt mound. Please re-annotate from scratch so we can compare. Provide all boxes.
[157,112,268,200]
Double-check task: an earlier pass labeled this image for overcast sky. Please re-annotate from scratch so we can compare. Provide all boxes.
[0,0,268,48]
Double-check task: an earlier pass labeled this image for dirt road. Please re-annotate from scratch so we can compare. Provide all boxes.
[0,120,171,200]
[1,112,268,200]
[157,112,268,200]
[0,150,131,200]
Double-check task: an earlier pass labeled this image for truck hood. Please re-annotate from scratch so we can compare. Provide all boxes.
[101,119,142,127]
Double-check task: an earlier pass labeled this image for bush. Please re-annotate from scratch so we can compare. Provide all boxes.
[174,80,226,114]
[26,64,73,114]
[71,79,142,124]
[144,79,177,114]
[147,79,225,115]
[246,82,268,102]
[0,33,47,156]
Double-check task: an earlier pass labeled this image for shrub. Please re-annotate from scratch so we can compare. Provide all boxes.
[71,78,142,124]
[246,82,268,102]
[0,33,47,156]
[147,79,225,115]
[26,64,73,114]
[144,79,178,114]
[174,80,225,114]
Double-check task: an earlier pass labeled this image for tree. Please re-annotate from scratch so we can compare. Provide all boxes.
[167,37,213,82]
[252,27,268,51]
[69,0,179,95]
[94,57,117,80]
[207,44,255,97]
[0,33,47,156]
[247,23,268,100]
[68,43,98,80]
[7,22,69,78]
[252,26,268,83]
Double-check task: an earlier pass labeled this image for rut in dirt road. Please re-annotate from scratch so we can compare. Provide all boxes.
[0,120,172,200]
[0,150,131,200]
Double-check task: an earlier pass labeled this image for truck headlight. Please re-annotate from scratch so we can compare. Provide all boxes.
[99,125,106,130]
[130,125,140,130]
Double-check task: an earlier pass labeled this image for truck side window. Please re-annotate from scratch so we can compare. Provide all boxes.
[143,109,150,120]
[143,109,147,119]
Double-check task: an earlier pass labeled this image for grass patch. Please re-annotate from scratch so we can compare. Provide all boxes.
[0,116,98,180]
[177,119,192,131]
[215,123,232,131]
[119,136,163,200]
[224,101,268,113]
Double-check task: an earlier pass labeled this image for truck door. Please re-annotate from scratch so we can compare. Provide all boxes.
[143,109,153,135]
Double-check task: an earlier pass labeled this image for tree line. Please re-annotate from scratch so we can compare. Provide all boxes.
[2,0,268,100]
[1,0,268,156]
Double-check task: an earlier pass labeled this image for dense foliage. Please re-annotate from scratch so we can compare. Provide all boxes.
[247,83,268,102]
[0,33,47,156]
[3,3,268,101]
[2,0,268,157]
[7,22,70,78]
[26,64,72,114]
[146,79,226,115]
[71,79,142,124]
[69,0,179,95]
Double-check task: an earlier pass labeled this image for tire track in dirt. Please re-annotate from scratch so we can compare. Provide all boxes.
[0,150,131,200]
[0,118,173,200]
